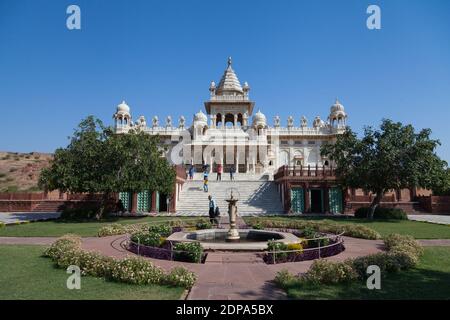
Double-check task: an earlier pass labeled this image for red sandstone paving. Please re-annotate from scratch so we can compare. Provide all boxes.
[0,236,59,245]
[79,235,387,300]
[1,234,450,300]
[418,239,450,246]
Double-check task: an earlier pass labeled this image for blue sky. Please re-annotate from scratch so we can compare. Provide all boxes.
[1,0,449,161]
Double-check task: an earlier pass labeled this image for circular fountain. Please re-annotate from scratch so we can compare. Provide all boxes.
[167,188,300,250]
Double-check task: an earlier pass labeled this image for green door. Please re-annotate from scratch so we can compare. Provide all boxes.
[155,191,160,212]
[291,188,305,213]
[118,192,131,212]
[137,190,151,213]
[329,187,343,214]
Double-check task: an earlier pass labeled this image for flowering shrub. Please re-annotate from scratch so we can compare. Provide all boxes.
[131,231,165,247]
[383,234,424,257]
[97,223,148,237]
[267,240,289,261]
[109,257,165,285]
[97,219,210,237]
[305,259,358,284]
[148,224,172,237]
[44,234,197,288]
[245,218,380,240]
[195,220,212,230]
[165,267,197,288]
[252,222,264,230]
[265,236,344,264]
[274,233,423,288]
[173,242,203,263]
[287,242,304,252]
[43,234,82,260]
[274,269,298,290]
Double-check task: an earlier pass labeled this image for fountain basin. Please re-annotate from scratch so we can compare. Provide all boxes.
[166,229,300,251]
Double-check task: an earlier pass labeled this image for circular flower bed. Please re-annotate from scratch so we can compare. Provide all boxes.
[126,223,346,265]
[127,225,207,263]
[262,227,346,264]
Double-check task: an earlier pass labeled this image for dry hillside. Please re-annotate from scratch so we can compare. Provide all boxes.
[0,151,53,193]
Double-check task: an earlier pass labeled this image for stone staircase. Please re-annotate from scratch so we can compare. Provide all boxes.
[176,180,284,216]
[32,201,66,212]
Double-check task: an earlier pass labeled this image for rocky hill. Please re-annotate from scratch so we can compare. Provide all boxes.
[0,152,53,193]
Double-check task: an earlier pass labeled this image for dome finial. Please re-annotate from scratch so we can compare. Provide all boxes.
[228,56,232,67]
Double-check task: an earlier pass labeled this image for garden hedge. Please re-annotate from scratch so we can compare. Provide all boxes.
[97,218,210,237]
[44,234,197,288]
[274,233,423,288]
[245,217,381,240]
[354,207,408,220]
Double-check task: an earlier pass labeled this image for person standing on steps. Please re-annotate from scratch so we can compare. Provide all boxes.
[216,163,223,181]
[230,164,236,181]
[188,165,195,180]
[208,195,216,224]
[203,175,209,192]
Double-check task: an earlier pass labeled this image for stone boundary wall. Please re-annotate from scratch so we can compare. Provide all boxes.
[417,196,450,214]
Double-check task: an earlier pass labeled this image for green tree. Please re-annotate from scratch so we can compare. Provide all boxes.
[432,168,450,196]
[321,119,447,219]
[39,116,175,218]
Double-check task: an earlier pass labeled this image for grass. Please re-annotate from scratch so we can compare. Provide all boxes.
[281,246,450,299]
[0,245,184,300]
[244,216,450,239]
[0,216,201,237]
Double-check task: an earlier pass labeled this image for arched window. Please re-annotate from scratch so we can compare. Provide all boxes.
[280,150,289,166]
[216,113,222,127]
[237,113,243,126]
[224,113,234,126]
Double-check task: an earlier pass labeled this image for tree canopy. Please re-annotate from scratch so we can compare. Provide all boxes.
[321,119,448,218]
[39,116,175,203]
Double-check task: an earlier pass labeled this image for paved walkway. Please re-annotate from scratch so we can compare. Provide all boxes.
[81,235,385,300]
[1,235,449,299]
[408,214,450,225]
[0,212,60,224]
[0,236,57,245]
[418,239,450,246]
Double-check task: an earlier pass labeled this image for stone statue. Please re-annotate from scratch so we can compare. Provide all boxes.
[301,116,307,128]
[274,115,280,128]
[313,116,325,128]
[287,116,294,128]
[243,111,249,126]
[152,116,159,128]
[138,116,146,128]
[179,115,185,128]
[166,115,172,128]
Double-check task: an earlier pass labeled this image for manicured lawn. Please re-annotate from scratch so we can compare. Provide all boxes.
[0,245,184,300]
[0,216,200,237]
[244,216,450,239]
[282,246,450,299]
